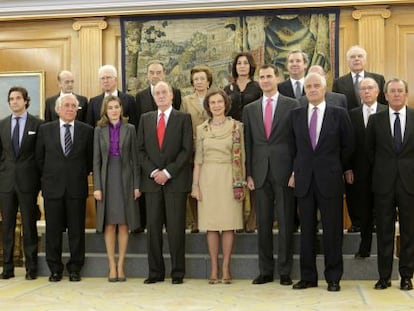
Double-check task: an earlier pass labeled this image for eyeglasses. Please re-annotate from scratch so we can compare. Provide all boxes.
[360,86,376,91]
[100,76,115,81]
[61,103,78,109]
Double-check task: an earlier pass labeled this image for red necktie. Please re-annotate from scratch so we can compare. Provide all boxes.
[264,98,273,139]
[157,112,165,148]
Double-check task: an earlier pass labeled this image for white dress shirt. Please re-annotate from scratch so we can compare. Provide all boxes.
[308,101,326,145]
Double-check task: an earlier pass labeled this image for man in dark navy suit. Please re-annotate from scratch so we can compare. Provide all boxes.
[290,72,354,292]
[0,87,43,280]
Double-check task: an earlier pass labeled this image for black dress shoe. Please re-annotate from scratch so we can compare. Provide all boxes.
[131,227,145,234]
[49,273,62,282]
[172,277,183,284]
[69,272,81,282]
[400,277,413,290]
[25,272,37,280]
[327,282,341,292]
[347,225,361,233]
[252,275,274,284]
[143,277,164,284]
[354,252,370,259]
[374,278,391,289]
[292,280,318,289]
[280,275,293,286]
[0,271,15,279]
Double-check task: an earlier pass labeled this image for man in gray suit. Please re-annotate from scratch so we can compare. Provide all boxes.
[243,64,299,286]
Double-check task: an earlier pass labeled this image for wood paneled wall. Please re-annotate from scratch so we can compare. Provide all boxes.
[0,5,413,105]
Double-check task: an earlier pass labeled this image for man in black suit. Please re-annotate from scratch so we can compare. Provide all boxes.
[277,50,308,232]
[345,78,386,259]
[290,72,354,292]
[332,45,386,111]
[87,64,136,127]
[366,78,414,291]
[44,70,88,122]
[135,60,182,128]
[134,60,182,233]
[243,64,299,286]
[36,94,93,282]
[137,81,192,285]
[299,65,347,110]
[0,87,42,280]
[278,49,308,99]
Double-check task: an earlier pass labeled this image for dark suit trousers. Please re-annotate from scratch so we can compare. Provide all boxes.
[0,188,38,273]
[346,179,374,255]
[145,190,187,279]
[255,171,294,276]
[298,178,343,283]
[345,183,361,228]
[374,177,414,280]
[44,197,86,274]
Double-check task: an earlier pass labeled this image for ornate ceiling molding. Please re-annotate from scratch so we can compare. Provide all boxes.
[0,0,411,21]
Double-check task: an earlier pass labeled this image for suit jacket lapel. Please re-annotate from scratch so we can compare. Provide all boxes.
[4,116,14,153]
[298,107,313,149]
[162,110,176,149]
[102,126,110,151]
[402,108,414,150]
[316,107,332,150]
[119,123,127,152]
[52,121,65,156]
[272,98,287,133]
[19,115,32,151]
[253,101,266,139]
[145,88,157,110]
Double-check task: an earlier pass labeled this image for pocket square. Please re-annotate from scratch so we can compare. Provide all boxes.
[78,106,83,110]
[28,131,36,135]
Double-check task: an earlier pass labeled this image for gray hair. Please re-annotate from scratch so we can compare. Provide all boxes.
[98,64,117,78]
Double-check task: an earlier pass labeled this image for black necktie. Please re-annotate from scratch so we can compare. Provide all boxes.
[64,123,73,156]
[12,117,21,156]
[393,112,403,153]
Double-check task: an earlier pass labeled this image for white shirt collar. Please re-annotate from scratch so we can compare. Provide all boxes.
[59,119,75,127]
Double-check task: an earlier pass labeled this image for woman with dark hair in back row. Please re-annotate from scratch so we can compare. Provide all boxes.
[224,52,262,233]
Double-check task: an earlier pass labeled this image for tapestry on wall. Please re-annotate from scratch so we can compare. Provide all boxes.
[121,9,339,96]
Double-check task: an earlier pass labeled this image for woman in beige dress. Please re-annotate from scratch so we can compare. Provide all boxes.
[191,89,245,284]
[180,65,212,233]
